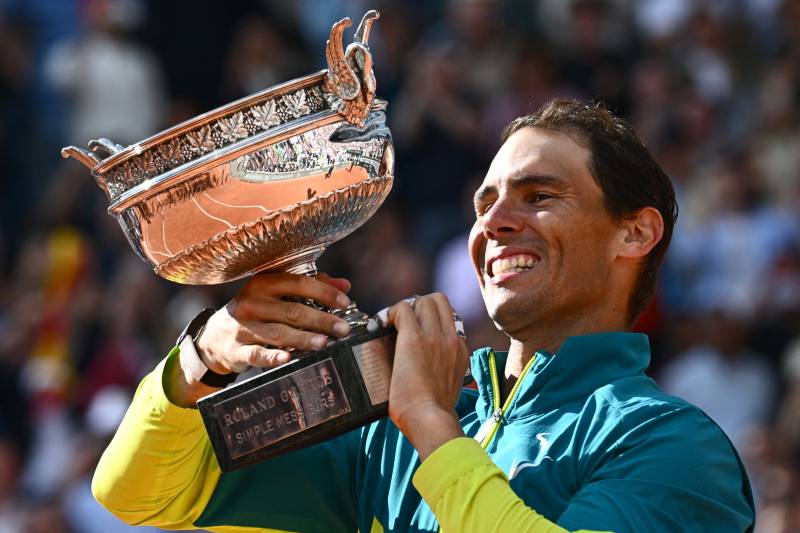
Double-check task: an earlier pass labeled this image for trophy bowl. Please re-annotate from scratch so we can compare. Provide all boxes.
[62,10,393,285]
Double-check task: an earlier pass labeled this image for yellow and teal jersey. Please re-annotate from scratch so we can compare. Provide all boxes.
[93,332,754,532]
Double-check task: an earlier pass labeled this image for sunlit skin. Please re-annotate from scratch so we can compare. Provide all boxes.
[468,127,663,397]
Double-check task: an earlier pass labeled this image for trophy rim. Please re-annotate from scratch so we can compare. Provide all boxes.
[106,100,389,214]
[94,70,328,175]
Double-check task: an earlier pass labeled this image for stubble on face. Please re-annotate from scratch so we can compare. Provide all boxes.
[469,128,621,340]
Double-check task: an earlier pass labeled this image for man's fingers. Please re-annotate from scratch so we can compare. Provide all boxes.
[244,321,330,352]
[429,292,459,337]
[386,301,421,334]
[413,295,445,335]
[244,272,350,309]
[234,345,293,370]
[317,273,352,294]
[236,299,350,338]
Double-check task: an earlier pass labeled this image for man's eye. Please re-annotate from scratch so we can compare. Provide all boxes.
[527,193,553,204]
[476,203,494,215]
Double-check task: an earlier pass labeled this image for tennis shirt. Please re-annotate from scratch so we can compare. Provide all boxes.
[92,332,755,532]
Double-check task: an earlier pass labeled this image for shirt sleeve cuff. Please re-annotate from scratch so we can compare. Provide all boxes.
[149,345,202,416]
[413,437,503,505]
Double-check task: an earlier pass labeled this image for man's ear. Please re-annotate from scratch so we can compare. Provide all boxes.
[615,207,664,260]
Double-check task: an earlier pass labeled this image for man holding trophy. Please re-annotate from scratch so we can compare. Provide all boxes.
[64,11,754,533]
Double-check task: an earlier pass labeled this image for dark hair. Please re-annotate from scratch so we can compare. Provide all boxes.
[501,99,678,323]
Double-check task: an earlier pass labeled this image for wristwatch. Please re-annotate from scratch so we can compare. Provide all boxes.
[177,308,239,388]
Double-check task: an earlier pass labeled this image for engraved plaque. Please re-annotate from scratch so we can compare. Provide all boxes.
[353,334,395,405]
[212,359,350,459]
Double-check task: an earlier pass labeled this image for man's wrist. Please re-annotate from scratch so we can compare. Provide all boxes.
[164,346,223,408]
[395,405,464,461]
[177,308,239,388]
[194,327,235,377]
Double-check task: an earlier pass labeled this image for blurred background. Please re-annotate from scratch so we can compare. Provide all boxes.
[0,0,798,530]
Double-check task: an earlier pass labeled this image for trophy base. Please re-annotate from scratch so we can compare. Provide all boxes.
[197,323,395,472]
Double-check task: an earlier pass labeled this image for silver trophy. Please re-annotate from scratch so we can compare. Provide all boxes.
[62,11,402,471]
[62,11,391,285]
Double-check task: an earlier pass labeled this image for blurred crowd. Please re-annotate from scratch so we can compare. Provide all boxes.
[0,0,799,531]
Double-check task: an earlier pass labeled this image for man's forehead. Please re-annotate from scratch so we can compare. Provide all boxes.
[481,128,590,189]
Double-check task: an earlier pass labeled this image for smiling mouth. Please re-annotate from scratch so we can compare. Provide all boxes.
[488,254,539,278]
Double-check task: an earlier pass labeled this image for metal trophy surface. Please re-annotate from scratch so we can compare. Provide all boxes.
[62,11,400,471]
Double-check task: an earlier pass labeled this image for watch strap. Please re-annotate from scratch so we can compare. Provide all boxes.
[177,308,238,388]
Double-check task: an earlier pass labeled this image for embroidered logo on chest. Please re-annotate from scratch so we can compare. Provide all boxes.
[508,433,553,480]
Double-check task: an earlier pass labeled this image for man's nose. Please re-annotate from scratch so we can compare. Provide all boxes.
[482,196,524,239]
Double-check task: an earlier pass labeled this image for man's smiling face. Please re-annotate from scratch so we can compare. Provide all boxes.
[468,127,623,335]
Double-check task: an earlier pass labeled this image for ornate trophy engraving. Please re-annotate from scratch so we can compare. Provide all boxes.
[62,11,407,471]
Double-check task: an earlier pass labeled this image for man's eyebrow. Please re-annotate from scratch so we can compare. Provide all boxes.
[473,185,496,206]
[473,174,567,206]
[507,173,567,189]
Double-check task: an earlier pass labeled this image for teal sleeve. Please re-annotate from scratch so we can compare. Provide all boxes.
[558,407,755,533]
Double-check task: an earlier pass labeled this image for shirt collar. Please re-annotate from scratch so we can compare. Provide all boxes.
[471,332,651,419]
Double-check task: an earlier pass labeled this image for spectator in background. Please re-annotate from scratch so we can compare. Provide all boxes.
[742,334,800,531]
[220,15,306,102]
[671,150,797,316]
[480,48,578,150]
[44,0,165,145]
[0,434,23,533]
[392,38,483,256]
[751,57,800,207]
[659,310,778,448]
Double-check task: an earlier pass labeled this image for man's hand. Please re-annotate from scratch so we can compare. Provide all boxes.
[385,293,470,460]
[166,272,352,407]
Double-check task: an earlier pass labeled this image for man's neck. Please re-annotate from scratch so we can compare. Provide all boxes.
[499,312,630,401]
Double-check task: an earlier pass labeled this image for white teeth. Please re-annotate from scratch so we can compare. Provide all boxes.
[490,254,538,276]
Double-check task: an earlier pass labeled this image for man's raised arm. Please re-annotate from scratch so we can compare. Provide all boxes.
[92,272,358,530]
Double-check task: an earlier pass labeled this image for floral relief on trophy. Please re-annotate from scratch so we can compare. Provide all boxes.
[187,126,216,156]
[157,139,184,168]
[281,91,311,119]
[252,100,281,130]
[216,112,250,144]
[101,84,329,201]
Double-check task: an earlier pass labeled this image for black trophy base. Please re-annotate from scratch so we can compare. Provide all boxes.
[197,324,396,472]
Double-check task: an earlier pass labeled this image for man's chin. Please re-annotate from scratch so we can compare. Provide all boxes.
[487,297,538,331]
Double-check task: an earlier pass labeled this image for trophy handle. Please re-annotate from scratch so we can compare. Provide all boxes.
[62,137,128,194]
[61,137,126,170]
[60,145,102,170]
[88,137,126,158]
